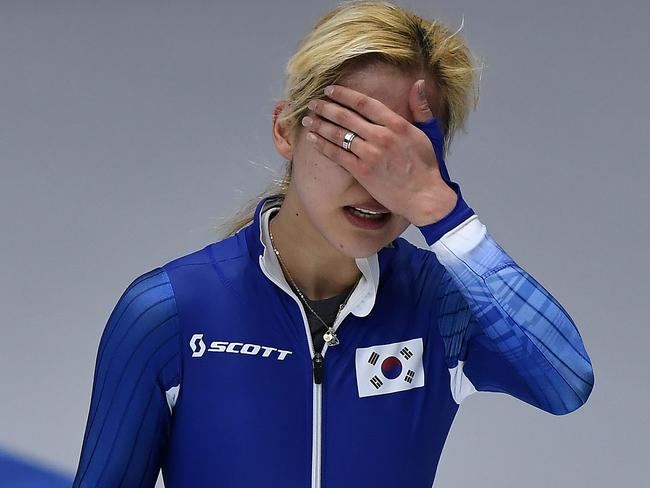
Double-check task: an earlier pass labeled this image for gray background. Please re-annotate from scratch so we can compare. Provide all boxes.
[1,0,648,486]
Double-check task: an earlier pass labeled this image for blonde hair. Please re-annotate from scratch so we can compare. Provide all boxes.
[217,0,483,239]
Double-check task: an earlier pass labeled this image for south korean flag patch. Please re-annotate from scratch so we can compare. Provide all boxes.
[355,338,425,398]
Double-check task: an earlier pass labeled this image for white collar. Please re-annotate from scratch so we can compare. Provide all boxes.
[257,200,379,317]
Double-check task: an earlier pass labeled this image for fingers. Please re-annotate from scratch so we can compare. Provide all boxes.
[304,127,360,174]
[409,79,434,123]
[322,85,398,128]
[307,97,376,141]
[302,113,373,160]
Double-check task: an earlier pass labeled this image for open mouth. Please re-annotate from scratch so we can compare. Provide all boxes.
[343,206,391,229]
[344,206,390,219]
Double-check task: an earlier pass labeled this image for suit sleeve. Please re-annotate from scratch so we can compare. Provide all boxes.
[412,116,594,415]
[419,211,595,415]
[72,268,181,487]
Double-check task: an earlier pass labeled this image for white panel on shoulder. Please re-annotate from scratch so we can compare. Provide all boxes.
[448,360,477,404]
[355,338,425,398]
[165,384,180,414]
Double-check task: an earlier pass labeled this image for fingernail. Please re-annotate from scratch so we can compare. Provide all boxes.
[417,79,425,96]
[301,116,313,127]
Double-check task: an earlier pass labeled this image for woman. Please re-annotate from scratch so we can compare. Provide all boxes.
[72,2,594,486]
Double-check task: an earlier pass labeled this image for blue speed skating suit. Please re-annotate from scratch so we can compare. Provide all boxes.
[73,118,594,487]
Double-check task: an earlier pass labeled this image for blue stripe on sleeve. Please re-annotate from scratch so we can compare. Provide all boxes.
[72,268,181,487]
[428,217,594,415]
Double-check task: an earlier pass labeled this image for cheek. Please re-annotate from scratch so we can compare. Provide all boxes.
[296,133,348,173]
[292,134,355,205]
[296,152,349,189]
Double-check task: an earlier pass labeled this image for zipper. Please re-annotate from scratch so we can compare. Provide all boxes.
[259,256,354,488]
[312,351,324,384]
[311,301,351,488]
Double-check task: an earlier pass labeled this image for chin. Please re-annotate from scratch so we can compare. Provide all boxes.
[333,234,394,258]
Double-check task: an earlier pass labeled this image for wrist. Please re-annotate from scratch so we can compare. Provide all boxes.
[416,180,476,245]
[411,184,457,227]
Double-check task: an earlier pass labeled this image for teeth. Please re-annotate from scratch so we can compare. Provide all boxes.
[348,207,388,219]
[352,207,385,215]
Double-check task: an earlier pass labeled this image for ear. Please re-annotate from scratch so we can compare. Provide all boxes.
[272,100,294,161]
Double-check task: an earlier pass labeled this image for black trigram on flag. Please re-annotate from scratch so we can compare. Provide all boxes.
[368,351,380,366]
[404,370,415,384]
[400,346,413,360]
[370,375,383,389]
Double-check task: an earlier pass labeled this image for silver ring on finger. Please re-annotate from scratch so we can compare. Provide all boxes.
[342,131,357,152]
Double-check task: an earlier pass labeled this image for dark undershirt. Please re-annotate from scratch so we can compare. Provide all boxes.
[287,281,354,354]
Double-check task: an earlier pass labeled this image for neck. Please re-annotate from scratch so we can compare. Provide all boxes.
[268,196,361,301]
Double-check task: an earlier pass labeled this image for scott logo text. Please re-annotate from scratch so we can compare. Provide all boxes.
[190,333,293,361]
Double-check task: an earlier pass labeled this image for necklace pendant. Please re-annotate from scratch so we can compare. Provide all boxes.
[323,328,339,346]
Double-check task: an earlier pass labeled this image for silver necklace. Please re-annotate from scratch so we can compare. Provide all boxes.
[269,216,358,348]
